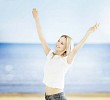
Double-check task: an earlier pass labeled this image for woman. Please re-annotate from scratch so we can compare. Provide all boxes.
[32,8,99,100]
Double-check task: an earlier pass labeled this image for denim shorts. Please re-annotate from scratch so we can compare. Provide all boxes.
[45,92,67,100]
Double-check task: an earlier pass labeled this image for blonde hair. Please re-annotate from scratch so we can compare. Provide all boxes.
[60,35,74,56]
[52,35,74,57]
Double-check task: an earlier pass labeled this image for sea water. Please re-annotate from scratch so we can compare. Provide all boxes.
[0,43,110,93]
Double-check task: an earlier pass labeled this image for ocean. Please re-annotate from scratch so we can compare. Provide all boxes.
[0,43,110,93]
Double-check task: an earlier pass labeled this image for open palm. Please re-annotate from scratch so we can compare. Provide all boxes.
[87,23,100,33]
[32,8,39,19]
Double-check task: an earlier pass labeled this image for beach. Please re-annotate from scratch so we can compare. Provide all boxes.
[0,93,110,100]
[0,43,110,99]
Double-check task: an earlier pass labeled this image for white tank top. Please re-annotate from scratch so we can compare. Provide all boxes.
[43,49,72,89]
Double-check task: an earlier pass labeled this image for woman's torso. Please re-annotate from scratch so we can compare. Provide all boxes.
[44,50,72,95]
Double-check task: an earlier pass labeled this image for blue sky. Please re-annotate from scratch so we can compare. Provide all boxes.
[0,0,110,43]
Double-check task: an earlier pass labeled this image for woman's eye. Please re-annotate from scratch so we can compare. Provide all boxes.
[61,42,64,45]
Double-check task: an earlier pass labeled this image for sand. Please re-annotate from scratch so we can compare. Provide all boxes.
[0,93,110,100]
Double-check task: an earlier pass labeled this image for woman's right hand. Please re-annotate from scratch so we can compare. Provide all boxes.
[32,8,39,20]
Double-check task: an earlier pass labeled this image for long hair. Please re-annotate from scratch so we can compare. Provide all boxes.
[60,35,74,56]
[52,35,74,57]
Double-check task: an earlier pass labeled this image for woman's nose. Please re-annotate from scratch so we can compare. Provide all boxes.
[57,42,59,45]
[58,42,60,46]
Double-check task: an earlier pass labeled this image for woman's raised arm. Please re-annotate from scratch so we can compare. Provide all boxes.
[67,23,100,64]
[32,8,50,55]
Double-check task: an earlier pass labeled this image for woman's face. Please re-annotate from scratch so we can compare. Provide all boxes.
[55,37,67,53]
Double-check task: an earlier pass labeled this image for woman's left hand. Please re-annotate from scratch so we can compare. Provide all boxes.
[87,23,100,34]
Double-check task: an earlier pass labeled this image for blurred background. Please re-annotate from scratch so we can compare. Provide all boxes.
[0,0,110,94]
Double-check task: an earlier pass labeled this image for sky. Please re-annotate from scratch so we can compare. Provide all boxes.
[0,0,110,44]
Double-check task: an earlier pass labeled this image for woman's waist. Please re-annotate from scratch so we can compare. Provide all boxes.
[45,85,63,95]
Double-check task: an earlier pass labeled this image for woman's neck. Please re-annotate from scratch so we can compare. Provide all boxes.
[54,50,65,56]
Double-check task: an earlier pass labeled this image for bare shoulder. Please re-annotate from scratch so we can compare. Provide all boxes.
[45,48,51,56]
[67,48,77,64]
